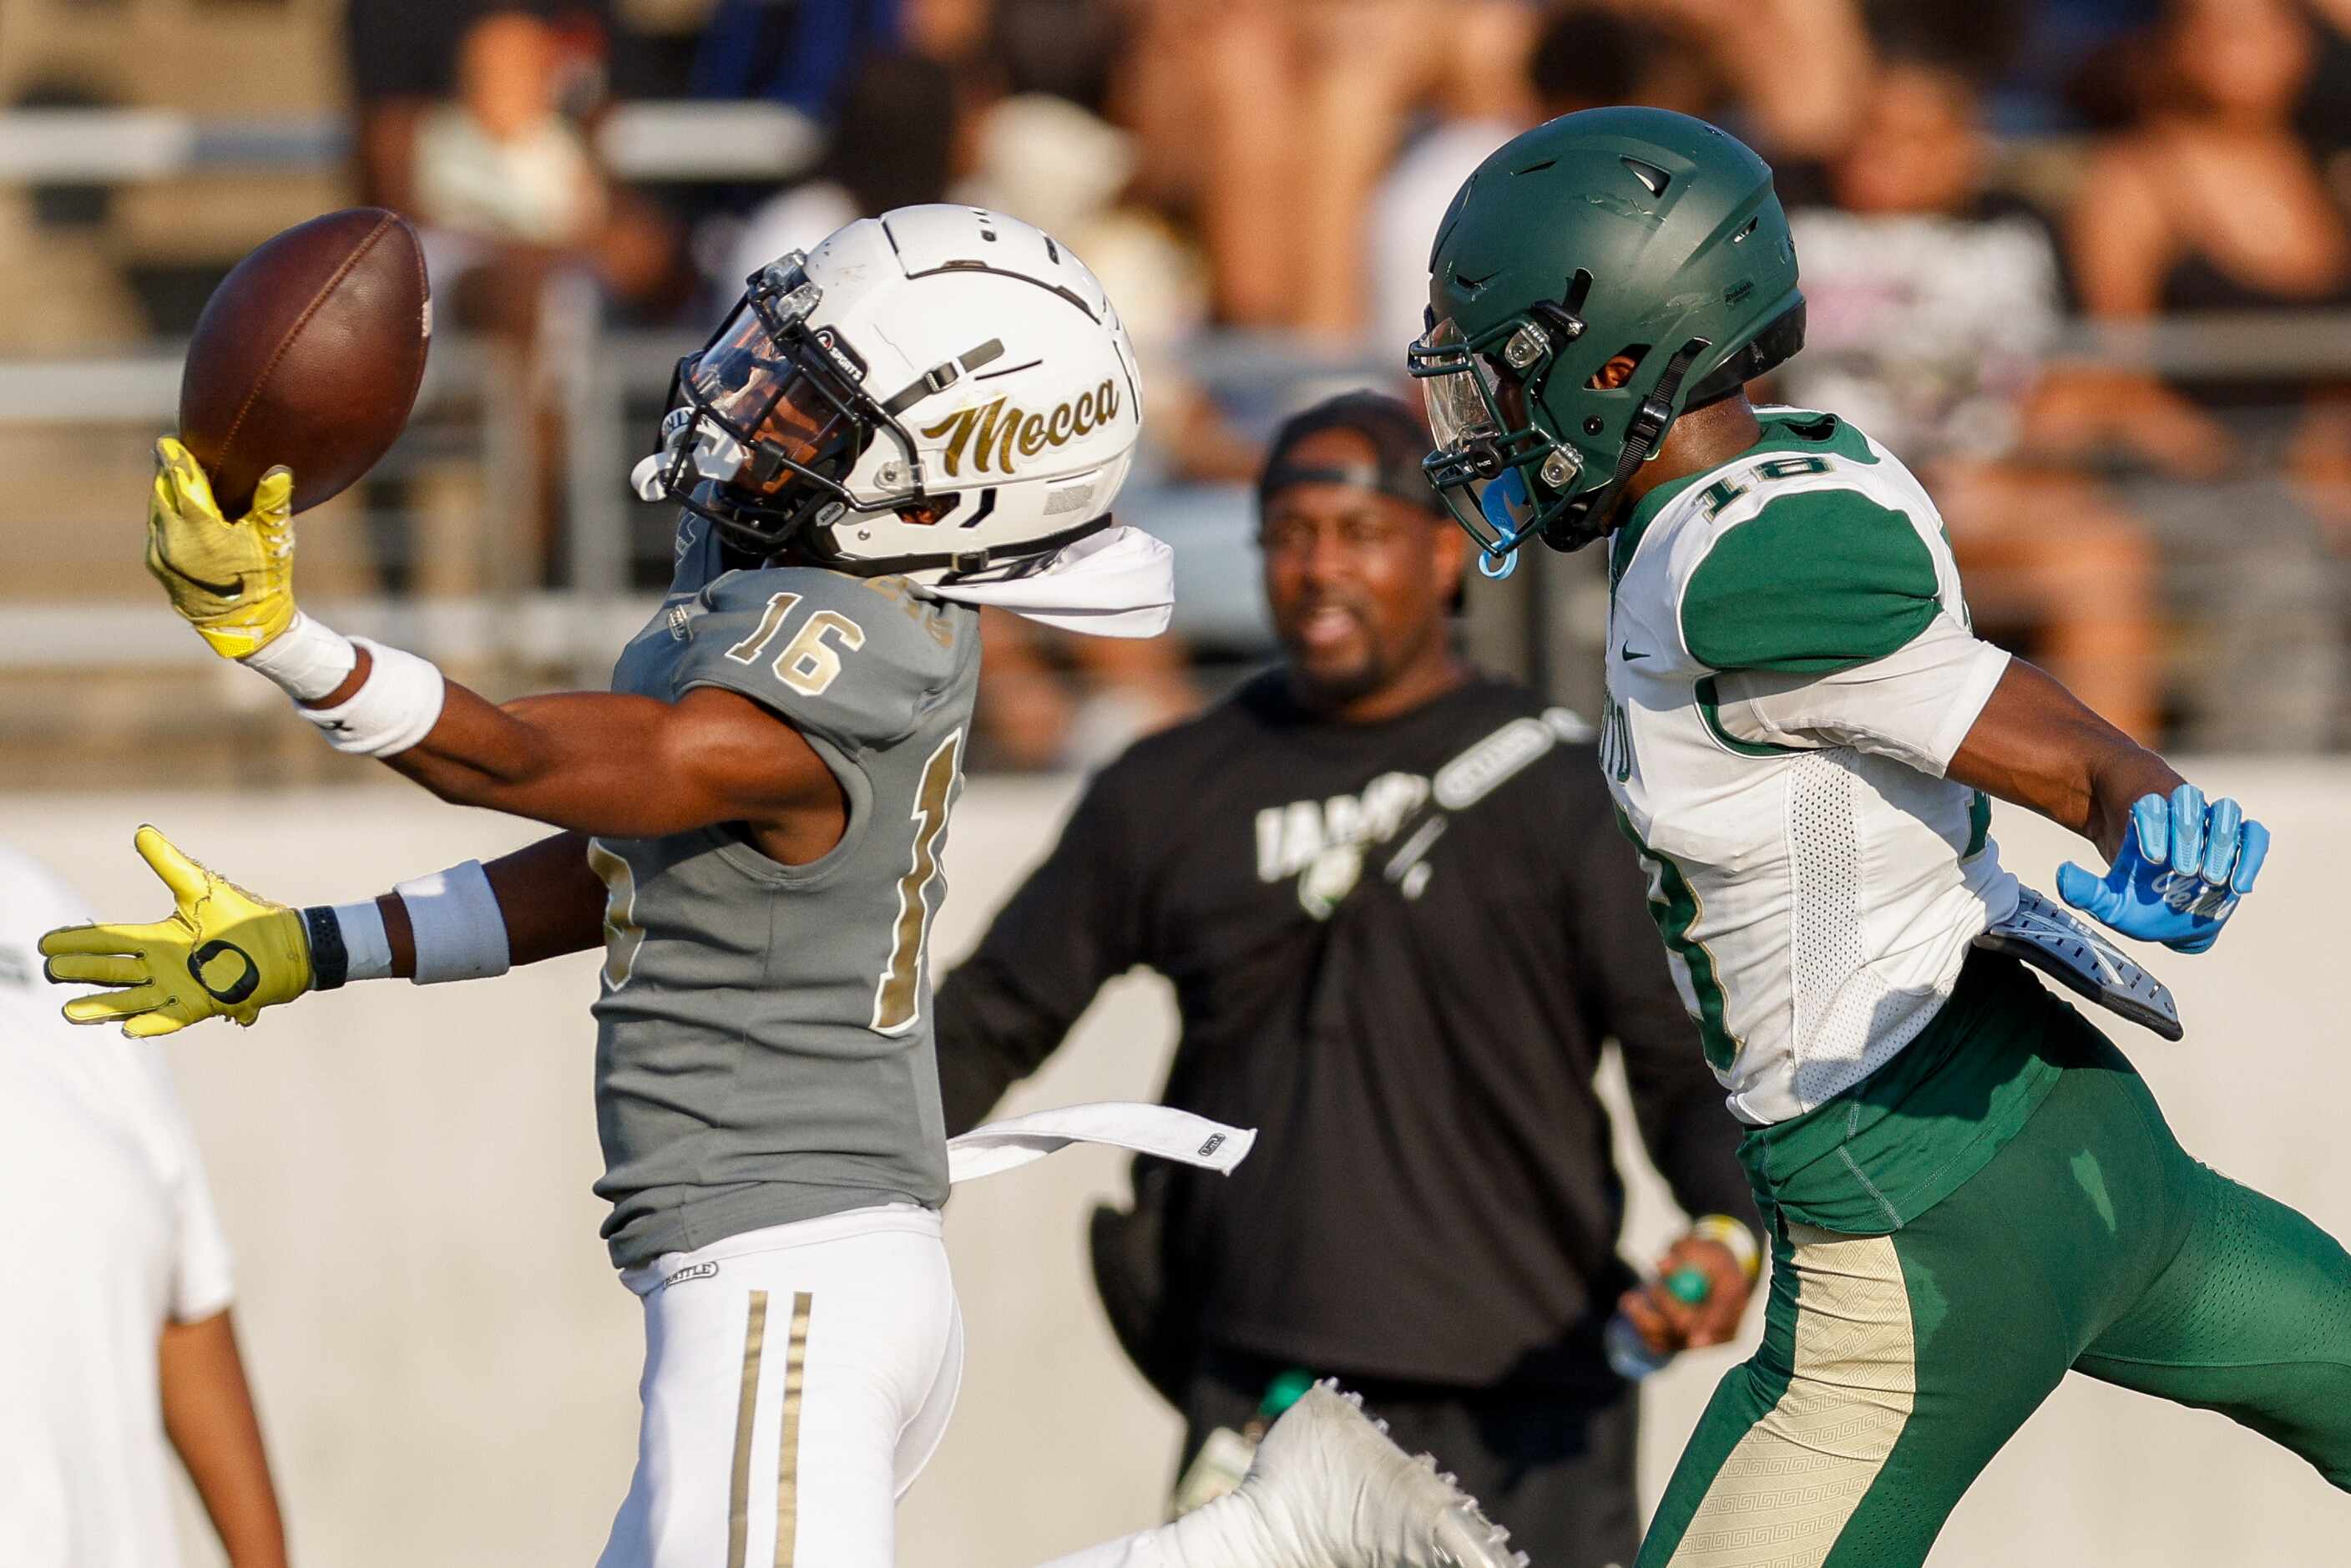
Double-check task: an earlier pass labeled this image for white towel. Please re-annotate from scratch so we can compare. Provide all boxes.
[946,1101,1255,1184]
[922,525,1175,638]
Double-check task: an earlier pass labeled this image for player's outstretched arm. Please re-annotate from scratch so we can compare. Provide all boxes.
[40,827,607,1035]
[1945,658,2178,858]
[358,827,612,978]
[310,645,842,845]
[1948,659,2268,953]
[138,442,837,848]
[475,829,608,966]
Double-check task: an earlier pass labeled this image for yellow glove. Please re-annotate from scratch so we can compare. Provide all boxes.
[144,437,299,658]
[38,826,313,1036]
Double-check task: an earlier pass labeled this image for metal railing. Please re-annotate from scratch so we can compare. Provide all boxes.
[3,306,2348,746]
[0,104,820,185]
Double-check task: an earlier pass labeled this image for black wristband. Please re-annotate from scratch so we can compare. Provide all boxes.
[302,905,348,991]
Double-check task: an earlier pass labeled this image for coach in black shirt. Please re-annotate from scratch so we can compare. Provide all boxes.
[936,392,1757,1567]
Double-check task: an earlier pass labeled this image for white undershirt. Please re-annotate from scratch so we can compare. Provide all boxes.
[0,843,235,1568]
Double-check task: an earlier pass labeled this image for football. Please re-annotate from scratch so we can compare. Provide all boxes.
[176,207,432,516]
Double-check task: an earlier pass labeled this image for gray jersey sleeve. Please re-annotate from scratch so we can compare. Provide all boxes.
[670,568,963,755]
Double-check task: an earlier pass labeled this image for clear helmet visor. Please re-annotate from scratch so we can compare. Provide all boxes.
[1413,317,1500,452]
[675,301,862,498]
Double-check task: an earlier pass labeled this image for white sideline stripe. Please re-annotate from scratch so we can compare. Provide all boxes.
[0,594,661,671]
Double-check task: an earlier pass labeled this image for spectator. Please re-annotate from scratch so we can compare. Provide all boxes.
[2065,0,2351,746]
[0,843,286,1568]
[1169,0,1537,336]
[400,5,679,584]
[1368,4,1664,365]
[724,49,963,286]
[344,0,495,213]
[1783,56,2162,736]
[959,0,1229,475]
[933,392,1759,1568]
[688,0,897,123]
[1124,0,1866,342]
[415,8,607,251]
[2068,0,2351,375]
[953,2,1215,765]
[409,5,677,312]
[1631,0,1876,158]
[346,0,620,210]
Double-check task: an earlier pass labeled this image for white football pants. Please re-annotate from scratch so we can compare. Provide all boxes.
[591,1201,1334,1568]
[595,1204,962,1568]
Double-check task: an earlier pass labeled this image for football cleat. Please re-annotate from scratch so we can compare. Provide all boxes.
[1236,1380,1529,1568]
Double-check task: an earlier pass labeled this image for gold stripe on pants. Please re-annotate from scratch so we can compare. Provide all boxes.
[1666,1226,1917,1567]
[726,1292,771,1568]
[774,1292,814,1567]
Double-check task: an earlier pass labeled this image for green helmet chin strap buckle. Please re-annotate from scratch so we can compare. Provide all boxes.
[1408,107,1806,564]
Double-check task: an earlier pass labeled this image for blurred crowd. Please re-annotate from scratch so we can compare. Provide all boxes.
[8,0,2351,761]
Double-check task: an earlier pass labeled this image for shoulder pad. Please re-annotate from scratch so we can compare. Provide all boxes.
[1676,484,1941,675]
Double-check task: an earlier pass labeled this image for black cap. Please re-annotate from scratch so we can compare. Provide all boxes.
[1257,391,1448,518]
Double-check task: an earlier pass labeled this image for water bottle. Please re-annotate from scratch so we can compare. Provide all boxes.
[1170,1367,1317,1516]
[1605,1265,1712,1381]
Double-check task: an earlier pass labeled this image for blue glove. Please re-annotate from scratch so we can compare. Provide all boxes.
[2055,784,2269,953]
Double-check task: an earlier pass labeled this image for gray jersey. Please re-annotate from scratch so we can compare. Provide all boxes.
[589,517,977,1268]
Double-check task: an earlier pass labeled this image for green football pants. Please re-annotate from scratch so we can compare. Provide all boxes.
[1637,1034,2351,1567]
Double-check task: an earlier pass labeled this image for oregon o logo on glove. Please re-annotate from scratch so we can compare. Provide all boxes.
[188,939,262,1005]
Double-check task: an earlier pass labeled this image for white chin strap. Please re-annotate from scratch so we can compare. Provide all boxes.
[923,524,1175,638]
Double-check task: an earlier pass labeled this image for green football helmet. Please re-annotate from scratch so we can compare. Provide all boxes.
[1408,108,1806,566]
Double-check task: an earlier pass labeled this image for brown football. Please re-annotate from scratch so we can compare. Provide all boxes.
[177,208,431,515]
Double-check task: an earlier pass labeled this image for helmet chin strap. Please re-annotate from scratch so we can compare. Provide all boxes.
[1477,470,1530,579]
[1540,337,1706,553]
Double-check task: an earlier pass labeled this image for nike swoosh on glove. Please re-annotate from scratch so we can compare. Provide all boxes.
[144,437,300,658]
[2056,783,2269,953]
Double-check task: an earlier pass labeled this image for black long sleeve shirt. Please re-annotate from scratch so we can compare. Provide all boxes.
[935,671,1752,1388]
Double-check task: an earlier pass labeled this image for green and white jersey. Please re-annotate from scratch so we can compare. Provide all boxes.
[1602,408,2020,1126]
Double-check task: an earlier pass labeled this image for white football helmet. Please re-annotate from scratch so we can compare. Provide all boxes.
[635,205,1144,579]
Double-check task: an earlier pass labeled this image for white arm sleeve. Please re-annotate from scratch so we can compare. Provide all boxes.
[1711,609,2012,776]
